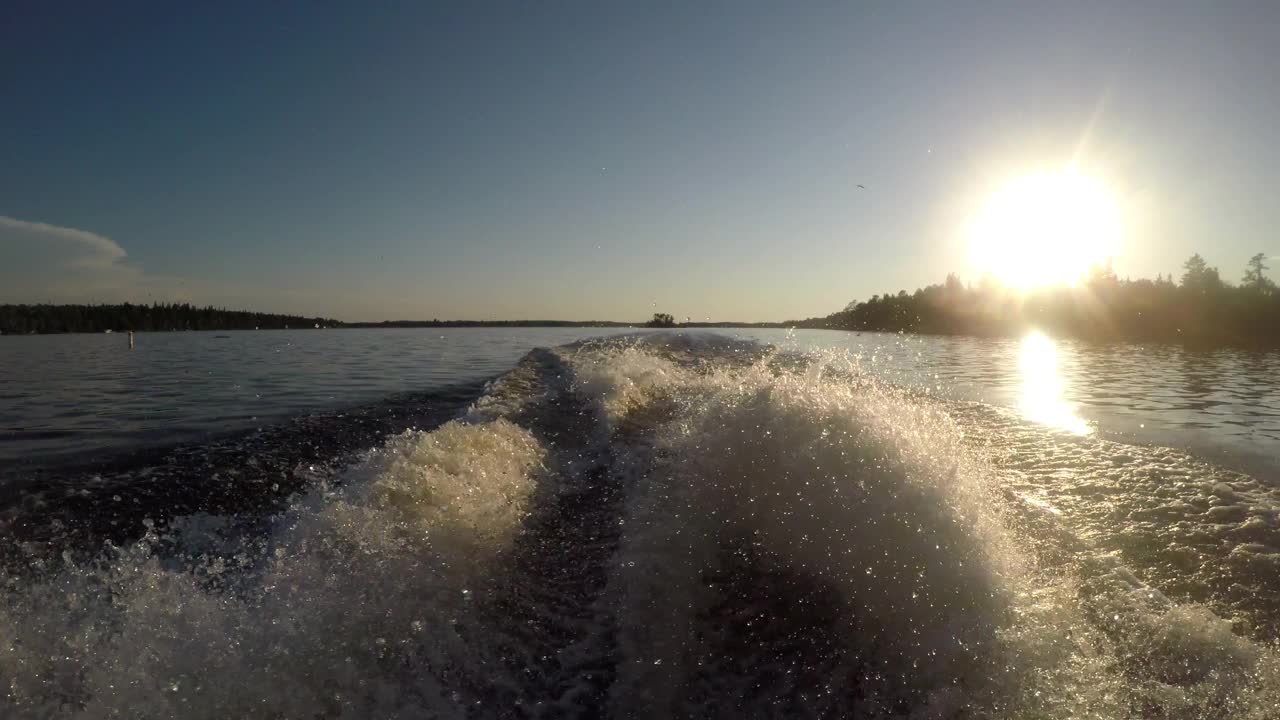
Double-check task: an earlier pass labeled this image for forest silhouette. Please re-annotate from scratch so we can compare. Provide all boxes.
[791,253,1280,347]
[4,255,1278,347]
[0,303,339,334]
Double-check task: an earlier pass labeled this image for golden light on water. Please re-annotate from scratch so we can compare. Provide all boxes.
[969,170,1121,289]
[1019,331,1091,435]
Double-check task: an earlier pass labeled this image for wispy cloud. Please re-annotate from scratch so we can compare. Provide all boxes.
[1,214,148,303]
[0,215,350,316]
[0,215,127,268]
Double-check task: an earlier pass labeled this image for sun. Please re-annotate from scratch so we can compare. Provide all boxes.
[967,170,1121,290]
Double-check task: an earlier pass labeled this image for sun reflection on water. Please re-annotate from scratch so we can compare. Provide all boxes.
[1019,331,1092,435]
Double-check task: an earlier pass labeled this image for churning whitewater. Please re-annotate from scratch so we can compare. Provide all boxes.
[4,334,1280,718]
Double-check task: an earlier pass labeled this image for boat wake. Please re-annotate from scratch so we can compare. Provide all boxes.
[3,334,1279,718]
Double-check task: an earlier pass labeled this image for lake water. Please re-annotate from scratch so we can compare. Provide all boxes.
[4,327,1278,475]
[4,328,1280,718]
[0,327,649,463]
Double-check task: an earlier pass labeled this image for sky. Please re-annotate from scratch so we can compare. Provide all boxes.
[2,1,1278,322]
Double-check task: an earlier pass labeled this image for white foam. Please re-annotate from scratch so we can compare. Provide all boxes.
[568,339,1280,718]
[0,418,543,718]
[566,345,1018,716]
[569,342,689,431]
[6,335,1280,718]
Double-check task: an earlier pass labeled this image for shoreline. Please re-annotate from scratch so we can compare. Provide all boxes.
[7,316,1280,350]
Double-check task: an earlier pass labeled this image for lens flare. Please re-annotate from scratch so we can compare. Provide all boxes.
[1019,331,1091,435]
[969,171,1121,289]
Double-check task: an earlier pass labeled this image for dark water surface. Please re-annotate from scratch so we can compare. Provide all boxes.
[0,328,649,464]
[8,327,1277,476]
[4,329,1280,718]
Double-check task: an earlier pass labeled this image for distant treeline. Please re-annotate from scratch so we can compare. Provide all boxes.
[344,319,633,328]
[23,253,1275,346]
[0,303,340,334]
[0,306,790,335]
[790,253,1280,347]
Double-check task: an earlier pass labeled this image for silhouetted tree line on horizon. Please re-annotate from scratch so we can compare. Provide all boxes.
[346,319,635,328]
[791,253,1280,347]
[0,305,784,334]
[0,303,340,335]
[9,253,1277,345]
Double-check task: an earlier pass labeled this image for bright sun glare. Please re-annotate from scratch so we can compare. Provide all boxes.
[1019,331,1091,435]
[968,171,1121,290]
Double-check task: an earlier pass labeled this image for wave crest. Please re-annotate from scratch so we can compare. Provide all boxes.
[4,333,1280,718]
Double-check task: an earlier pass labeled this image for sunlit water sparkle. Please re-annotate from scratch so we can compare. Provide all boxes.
[3,329,1280,718]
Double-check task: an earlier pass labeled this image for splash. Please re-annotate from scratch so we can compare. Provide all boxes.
[0,417,544,718]
[2,333,1279,718]
[589,351,1016,716]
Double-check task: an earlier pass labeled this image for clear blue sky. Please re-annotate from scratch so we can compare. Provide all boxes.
[2,1,1277,321]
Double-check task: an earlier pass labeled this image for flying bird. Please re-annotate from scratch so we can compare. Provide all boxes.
[856,184,866,189]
